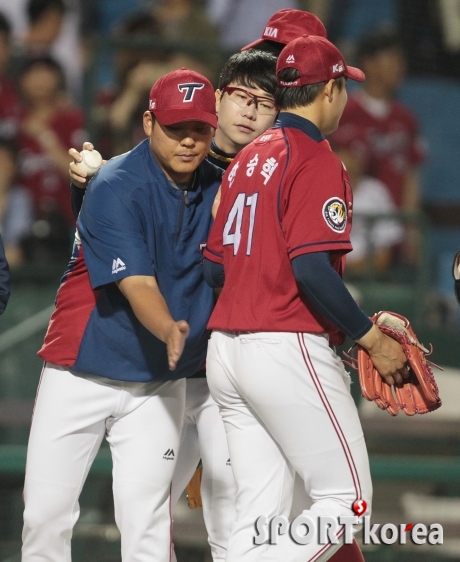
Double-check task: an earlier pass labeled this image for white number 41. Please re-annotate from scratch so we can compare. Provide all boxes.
[223,192,259,256]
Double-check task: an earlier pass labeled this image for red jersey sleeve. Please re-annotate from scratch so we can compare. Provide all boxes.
[203,189,228,265]
[280,136,353,261]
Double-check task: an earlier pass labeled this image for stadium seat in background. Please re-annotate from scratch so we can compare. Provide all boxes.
[398,77,460,204]
[398,78,460,313]
[328,0,397,44]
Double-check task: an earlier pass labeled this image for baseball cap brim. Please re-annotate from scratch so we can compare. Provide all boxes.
[152,109,218,129]
[345,66,365,82]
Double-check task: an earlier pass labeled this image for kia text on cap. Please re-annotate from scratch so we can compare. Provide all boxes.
[148,68,218,128]
[241,9,327,51]
[276,35,365,86]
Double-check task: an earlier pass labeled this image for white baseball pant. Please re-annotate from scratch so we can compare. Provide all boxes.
[22,363,185,562]
[171,378,236,562]
[207,331,373,562]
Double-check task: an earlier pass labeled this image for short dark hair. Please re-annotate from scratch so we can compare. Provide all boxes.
[356,29,402,63]
[27,0,65,24]
[218,50,278,97]
[20,55,66,89]
[0,12,11,38]
[275,68,346,110]
[247,42,284,57]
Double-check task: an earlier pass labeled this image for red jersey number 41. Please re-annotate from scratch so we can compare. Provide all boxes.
[223,192,259,256]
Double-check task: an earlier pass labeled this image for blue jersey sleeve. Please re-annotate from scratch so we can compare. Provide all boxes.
[78,180,155,289]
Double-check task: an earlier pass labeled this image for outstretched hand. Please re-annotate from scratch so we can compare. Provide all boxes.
[165,320,190,370]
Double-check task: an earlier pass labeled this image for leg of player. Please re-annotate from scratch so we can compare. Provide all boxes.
[170,378,236,562]
[108,378,185,562]
[170,382,201,562]
[207,331,372,562]
[22,363,185,562]
[22,365,106,562]
[207,335,296,561]
[291,473,365,562]
[194,378,236,561]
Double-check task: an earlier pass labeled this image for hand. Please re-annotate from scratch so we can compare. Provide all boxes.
[212,186,221,219]
[165,320,190,370]
[69,142,106,188]
[357,325,409,385]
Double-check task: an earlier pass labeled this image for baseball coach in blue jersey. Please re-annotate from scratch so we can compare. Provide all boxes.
[22,69,222,562]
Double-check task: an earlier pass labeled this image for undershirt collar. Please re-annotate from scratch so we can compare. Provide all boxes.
[208,139,237,164]
[274,112,325,142]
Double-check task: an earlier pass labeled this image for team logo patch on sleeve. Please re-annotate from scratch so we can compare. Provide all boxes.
[322,198,347,232]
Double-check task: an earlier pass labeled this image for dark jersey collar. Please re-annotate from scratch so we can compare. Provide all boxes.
[207,139,236,170]
[274,112,325,143]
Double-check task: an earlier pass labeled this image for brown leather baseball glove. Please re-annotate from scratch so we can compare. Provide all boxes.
[186,465,203,509]
[347,311,442,416]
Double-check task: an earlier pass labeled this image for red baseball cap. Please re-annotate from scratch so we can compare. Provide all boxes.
[277,35,365,86]
[148,68,217,128]
[241,9,327,51]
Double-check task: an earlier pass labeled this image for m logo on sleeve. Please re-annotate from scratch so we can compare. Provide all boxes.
[178,83,205,102]
[323,198,347,232]
[112,258,126,274]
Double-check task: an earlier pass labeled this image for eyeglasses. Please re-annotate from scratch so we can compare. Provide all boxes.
[222,87,278,116]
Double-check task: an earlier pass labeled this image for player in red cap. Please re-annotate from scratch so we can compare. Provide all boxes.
[66,12,365,561]
[241,8,326,53]
[22,68,221,562]
[203,35,408,562]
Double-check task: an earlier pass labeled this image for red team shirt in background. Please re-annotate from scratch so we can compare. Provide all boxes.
[204,119,353,346]
[0,77,21,140]
[331,90,425,208]
[18,107,86,225]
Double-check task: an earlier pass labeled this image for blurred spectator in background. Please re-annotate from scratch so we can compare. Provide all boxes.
[19,0,65,56]
[332,140,404,275]
[0,233,10,313]
[0,0,84,100]
[330,29,426,263]
[96,4,218,156]
[17,56,86,229]
[0,140,33,269]
[326,0,397,56]
[331,29,426,211]
[153,0,219,46]
[0,12,21,142]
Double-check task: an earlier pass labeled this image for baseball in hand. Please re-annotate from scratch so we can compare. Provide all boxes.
[79,149,103,176]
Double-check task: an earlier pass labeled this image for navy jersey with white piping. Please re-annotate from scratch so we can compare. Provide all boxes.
[39,139,223,382]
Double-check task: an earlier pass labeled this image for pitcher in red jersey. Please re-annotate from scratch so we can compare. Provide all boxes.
[204,35,408,562]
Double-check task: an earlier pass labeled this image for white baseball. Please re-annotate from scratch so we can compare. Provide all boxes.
[79,149,103,176]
